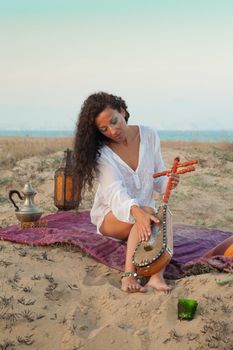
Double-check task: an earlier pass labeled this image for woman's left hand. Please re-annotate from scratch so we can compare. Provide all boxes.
[170,173,179,189]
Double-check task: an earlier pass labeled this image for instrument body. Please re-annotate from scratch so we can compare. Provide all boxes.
[132,204,173,276]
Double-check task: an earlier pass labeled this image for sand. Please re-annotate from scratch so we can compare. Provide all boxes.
[0,139,233,349]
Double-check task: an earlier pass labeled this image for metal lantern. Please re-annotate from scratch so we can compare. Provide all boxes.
[54,148,78,210]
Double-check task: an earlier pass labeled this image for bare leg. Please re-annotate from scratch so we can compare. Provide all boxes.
[121,223,146,293]
[100,210,146,293]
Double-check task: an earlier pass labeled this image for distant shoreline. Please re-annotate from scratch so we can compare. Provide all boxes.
[0,129,233,142]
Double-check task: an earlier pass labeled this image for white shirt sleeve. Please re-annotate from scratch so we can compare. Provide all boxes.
[152,129,167,194]
[96,156,139,223]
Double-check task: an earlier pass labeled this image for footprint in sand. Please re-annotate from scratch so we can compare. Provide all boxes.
[83,324,144,350]
[64,305,144,350]
[83,265,119,288]
[62,304,98,348]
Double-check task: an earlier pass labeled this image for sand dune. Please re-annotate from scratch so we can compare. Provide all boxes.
[0,139,233,349]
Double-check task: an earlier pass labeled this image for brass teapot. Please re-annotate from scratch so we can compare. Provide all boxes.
[9,182,43,222]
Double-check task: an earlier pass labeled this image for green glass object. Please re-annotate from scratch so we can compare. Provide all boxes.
[178,298,198,320]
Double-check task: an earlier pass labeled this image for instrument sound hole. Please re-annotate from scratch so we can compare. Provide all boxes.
[144,245,153,252]
[143,224,160,251]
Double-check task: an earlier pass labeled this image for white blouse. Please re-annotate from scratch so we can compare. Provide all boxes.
[90,125,167,233]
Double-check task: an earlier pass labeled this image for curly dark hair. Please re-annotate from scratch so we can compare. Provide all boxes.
[73,92,130,207]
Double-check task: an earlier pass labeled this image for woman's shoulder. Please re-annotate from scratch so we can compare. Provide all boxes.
[139,125,160,139]
[97,145,109,160]
[97,145,115,165]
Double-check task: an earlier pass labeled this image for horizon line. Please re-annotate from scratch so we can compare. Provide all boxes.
[0,129,233,132]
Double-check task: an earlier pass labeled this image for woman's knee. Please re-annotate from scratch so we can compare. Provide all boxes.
[99,211,132,239]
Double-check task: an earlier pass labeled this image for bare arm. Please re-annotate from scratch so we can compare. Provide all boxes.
[130,205,159,242]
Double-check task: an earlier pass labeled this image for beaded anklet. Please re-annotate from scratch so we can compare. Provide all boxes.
[121,271,137,279]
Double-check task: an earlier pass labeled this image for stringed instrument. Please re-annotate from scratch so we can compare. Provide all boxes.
[132,157,198,276]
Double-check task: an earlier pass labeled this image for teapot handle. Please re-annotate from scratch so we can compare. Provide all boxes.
[8,190,23,211]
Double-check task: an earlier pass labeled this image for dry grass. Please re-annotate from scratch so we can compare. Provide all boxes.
[1,137,232,169]
[161,140,233,171]
[0,137,73,169]
[161,140,233,151]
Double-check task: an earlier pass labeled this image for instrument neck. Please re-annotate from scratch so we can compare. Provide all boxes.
[162,157,180,204]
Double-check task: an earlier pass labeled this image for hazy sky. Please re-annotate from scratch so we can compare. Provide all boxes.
[1,0,233,130]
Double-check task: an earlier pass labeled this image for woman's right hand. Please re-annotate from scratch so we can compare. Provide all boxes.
[130,206,159,242]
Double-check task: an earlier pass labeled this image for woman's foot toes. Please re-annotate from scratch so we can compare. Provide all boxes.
[146,274,172,292]
[121,276,146,293]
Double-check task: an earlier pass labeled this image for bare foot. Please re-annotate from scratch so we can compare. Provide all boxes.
[121,276,146,293]
[146,273,172,292]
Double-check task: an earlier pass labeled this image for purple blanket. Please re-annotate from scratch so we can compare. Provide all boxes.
[0,211,232,279]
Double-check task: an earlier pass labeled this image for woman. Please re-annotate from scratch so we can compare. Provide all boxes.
[74,92,179,293]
